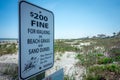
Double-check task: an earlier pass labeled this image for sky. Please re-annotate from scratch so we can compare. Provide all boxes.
[0,0,120,39]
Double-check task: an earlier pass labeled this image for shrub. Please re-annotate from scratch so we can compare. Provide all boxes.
[108,48,120,63]
[0,43,17,56]
[1,63,18,79]
[95,53,104,57]
[64,75,75,80]
[76,53,99,67]
[55,41,80,53]
[106,64,120,73]
[75,54,85,66]
[97,57,113,64]
[114,56,120,62]
[109,48,120,57]
[87,64,120,80]
[83,74,102,80]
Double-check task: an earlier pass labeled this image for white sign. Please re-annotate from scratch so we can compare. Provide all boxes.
[42,69,64,80]
[19,1,54,79]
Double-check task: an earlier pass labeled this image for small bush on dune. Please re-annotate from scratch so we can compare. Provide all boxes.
[95,53,104,57]
[0,43,17,56]
[55,41,80,53]
[97,57,113,64]
[83,74,102,80]
[86,64,120,80]
[105,48,120,62]
[64,75,75,80]
[0,63,18,80]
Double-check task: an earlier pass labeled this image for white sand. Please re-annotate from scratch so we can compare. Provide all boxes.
[46,52,85,80]
[0,53,18,64]
[0,52,85,80]
[0,53,18,80]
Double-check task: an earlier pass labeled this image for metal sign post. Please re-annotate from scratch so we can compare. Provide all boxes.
[19,1,54,79]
